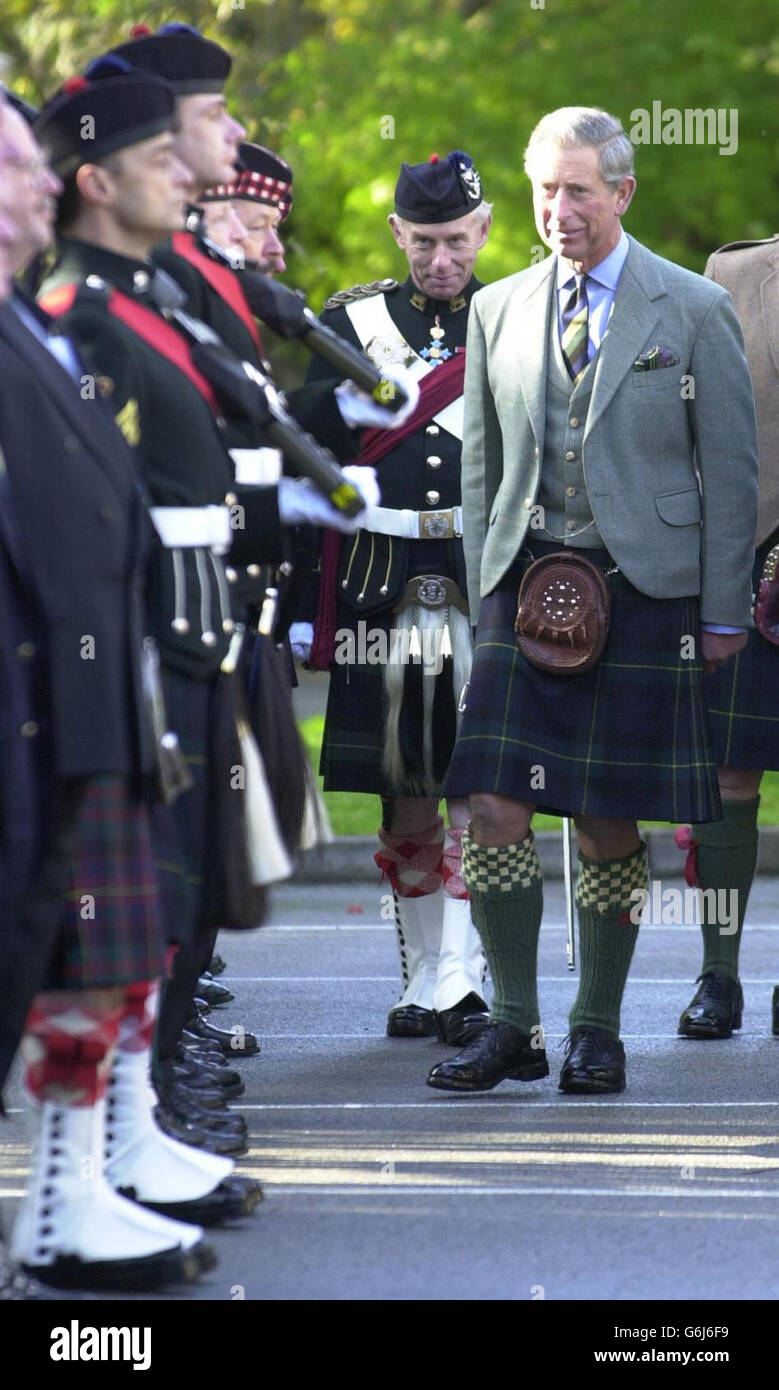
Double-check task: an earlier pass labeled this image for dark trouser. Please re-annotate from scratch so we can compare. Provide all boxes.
[154,927,219,1069]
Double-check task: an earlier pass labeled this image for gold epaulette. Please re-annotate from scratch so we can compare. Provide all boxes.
[323,278,398,311]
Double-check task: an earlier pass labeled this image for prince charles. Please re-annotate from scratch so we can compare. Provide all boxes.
[428,106,758,1095]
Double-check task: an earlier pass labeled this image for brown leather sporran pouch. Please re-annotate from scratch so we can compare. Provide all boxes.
[515,551,611,675]
[754,541,779,647]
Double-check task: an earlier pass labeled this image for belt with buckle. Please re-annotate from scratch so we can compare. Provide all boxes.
[360,504,463,541]
[395,574,469,615]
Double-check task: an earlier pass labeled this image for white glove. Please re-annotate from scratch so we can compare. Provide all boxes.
[288,621,314,663]
[277,469,380,534]
[335,362,420,430]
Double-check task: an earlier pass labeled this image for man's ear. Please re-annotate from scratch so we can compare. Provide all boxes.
[614,176,636,218]
[475,212,492,248]
[75,161,114,208]
[388,213,406,249]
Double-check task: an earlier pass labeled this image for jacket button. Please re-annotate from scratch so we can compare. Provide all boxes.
[564,450,576,462]
[426,425,440,437]
[524,498,533,509]
[17,641,36,660]
[225,567,237,583]
[566,520,576,531]
[225,493,237,507]
[62,435,79,454]
[246,564,260,578]
[426,455,442,469]
[566,487,576,498]
[425,490,440,505]
[99,504,116,522]
[569,417,580,428]
[20,720,39,738]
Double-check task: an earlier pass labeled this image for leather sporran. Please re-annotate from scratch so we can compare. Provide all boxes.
[515,551,610,675]
[754,542,779,647]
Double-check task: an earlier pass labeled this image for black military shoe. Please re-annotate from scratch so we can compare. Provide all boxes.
[154,1104,248,1157]
[386,1004,438,1038]
[436,992,490,1046]
[197,975,235,1008]
[427,1020,549,1092]
[208,954,227,976]
[187,1011,260,1056]
[172,1058,245,1100]
[559,1027,626,1093]
[678,971,744,1039]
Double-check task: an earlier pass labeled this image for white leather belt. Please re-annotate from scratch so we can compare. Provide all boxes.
[360,504,463,541]
[229,447,282,485]
[150,505,232,553]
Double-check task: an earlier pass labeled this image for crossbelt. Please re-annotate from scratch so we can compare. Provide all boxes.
[359,504,463,540]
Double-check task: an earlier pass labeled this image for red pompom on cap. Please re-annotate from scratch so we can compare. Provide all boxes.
[428,153,440,164]
[130,23,153,37]
[62,76,89,94]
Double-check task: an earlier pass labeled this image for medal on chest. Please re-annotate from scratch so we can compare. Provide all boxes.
[419,316,452,366]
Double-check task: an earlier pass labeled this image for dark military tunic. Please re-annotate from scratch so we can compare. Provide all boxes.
[305,274,481,795]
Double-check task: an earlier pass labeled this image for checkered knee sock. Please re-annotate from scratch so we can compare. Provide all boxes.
[22,991,123,1106]
[569,842,648,1039]
[374,817,444,898]
[462,828,543,1036]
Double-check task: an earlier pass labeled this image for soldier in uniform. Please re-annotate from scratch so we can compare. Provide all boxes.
[426,107,758,1096]
[201,141,293,276]
[676,233,779,1039]
[305,152,494,1045]
[0,88,229,1290]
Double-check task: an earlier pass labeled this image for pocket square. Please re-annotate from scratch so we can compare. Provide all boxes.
[633,345,680,371]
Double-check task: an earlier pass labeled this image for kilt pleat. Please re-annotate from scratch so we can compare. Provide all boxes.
[706,532,779,770]
[443,544,721,824]
[48,776,166,989]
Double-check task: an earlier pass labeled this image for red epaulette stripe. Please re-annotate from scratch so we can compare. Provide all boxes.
[171,231,262,352]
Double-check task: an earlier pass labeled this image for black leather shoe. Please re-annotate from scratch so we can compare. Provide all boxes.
[427,1020,549,1092]
[181,1029,225,1058]
[436,993,490,1046]
[126,1175,262,1227]
[678,971,743,1039]
[157,1078,246,1129]
[154,1104,248,1156]
[187,1012,260,1056]
[559,1027,626,1093]
[172,1058,245,1099]
[387,1004,438,1038]
[197,975,235,1007]
[208,954,227,976]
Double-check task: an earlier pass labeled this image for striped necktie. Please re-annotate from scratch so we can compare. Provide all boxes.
[560,273,590,382]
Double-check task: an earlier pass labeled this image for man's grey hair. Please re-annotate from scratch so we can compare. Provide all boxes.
[523,107,635,188]
[393,200,493,231]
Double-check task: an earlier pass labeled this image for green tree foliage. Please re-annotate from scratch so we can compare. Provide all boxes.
[2,0,775,310]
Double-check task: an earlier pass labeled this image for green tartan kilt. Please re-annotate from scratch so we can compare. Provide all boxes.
[705,531,779,770]
[45,776,166,989]
[443,542,722,824]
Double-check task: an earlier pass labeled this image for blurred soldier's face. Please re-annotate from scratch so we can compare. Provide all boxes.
[1,106,61,269]
[0,105,20,297]
[174,94,245,195]
[528,141,635,272]
[389,209,490,299]
[200,199,249,260]
[234,202,286,275]
[80,133,192,251]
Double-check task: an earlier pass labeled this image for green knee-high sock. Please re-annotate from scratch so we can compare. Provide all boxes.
[569,842,648,1039]
[462,828,543,1036]
[697,796,760,981]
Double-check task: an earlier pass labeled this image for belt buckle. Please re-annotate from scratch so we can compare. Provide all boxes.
[419,508,454,540]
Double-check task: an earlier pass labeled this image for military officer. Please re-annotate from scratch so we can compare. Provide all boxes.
[201,141,293,276]
[305,152,494,1045]
[677,233,779,1039]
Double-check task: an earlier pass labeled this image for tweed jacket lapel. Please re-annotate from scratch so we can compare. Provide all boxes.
[584,237,665,440]
[505,256,556,455]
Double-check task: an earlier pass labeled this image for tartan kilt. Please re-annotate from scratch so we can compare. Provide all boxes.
[443,542,721,824]
[320,604,392,795]
[152,667,262,946]
[46,776,166,989]
[705,531,779,770]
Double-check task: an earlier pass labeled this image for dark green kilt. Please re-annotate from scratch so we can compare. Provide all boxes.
[442,541,722,824]
[45,776,166,989]
[706,531,779,770]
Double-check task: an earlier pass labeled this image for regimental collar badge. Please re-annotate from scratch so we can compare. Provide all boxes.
[410,290,468,315]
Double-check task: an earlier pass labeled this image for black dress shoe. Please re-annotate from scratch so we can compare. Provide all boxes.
[427,1020,549,1092]
[386,1004,438,1038]
[678,971,743,1039]
[172,1058,245,1099]
[208,954,227,976]
[559,1027,626,1093]
[197,975,235,1007]
[154,1105,248,1157]
[436,992,490,1046]
[187,1013,260,1056]
[126,1175,263,1227]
